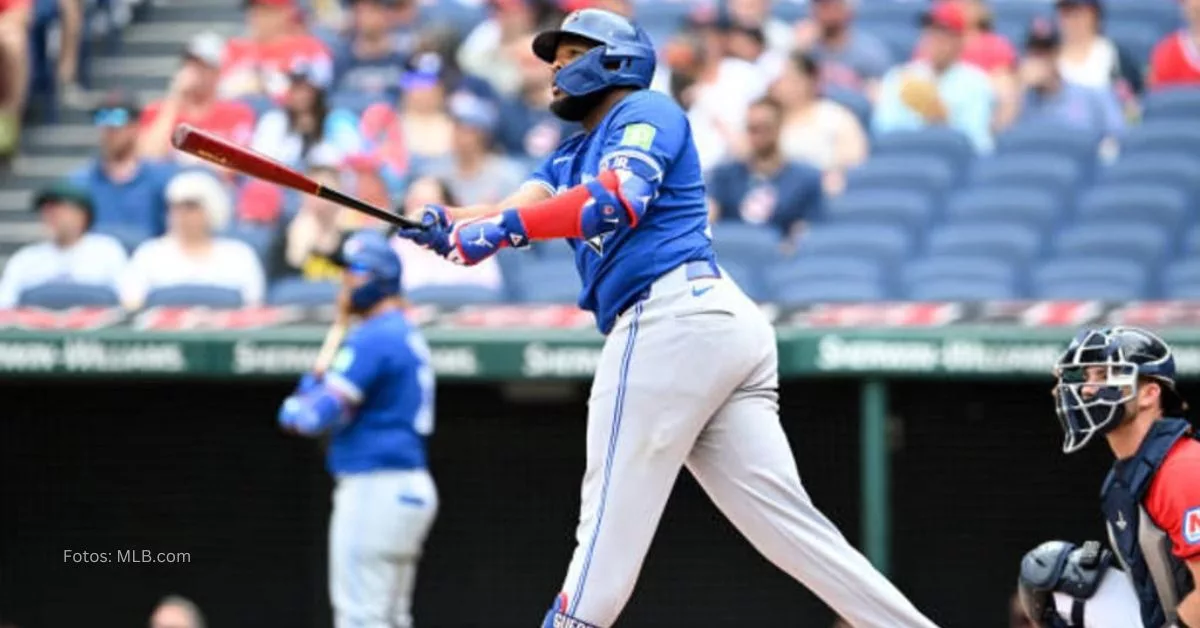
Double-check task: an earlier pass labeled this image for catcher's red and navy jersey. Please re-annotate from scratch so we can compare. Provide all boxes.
[526,90,713,334]
[324,310,434,475]
[1145,437,1200,560]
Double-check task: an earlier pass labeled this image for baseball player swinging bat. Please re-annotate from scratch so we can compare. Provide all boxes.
[170,124,423,231]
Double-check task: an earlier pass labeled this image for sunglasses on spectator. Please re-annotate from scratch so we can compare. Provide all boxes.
[94,108,134,127]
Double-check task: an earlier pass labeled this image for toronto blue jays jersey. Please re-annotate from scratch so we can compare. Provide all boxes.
[324,309,435,475]
[527,90,714,334]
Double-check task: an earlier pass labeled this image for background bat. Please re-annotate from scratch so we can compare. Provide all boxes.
[171,123,423,230]
[313,318,349,376]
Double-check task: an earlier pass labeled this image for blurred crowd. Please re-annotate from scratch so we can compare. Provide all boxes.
[1,0,1197,309]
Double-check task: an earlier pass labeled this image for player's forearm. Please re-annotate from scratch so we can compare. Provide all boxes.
[511,170,629,240]
[1177,591,1200,627]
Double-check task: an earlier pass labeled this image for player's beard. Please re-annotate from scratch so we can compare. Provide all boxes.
[549,88,614,122]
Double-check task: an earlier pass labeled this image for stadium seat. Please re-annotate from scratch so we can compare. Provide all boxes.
[1102,152,1200,200]
[863,22,922,60]
[1121,120,1200,157]
[1164,283,1200,299]
[224,223,276,264]
[996,123,1101,168]
[765,256,886,301]
[17,282,120,309]
[825,85,872,129]
[719,259,768,302]
[1142,87,1200,121]
[823,188,935,230]
[774,278,886,304]
[268,278,338,306]
[1164,260,1200,287]
[93,223,152,254]
[926,222,1043,262]
[968,153,1083,200]
[1186,225,1200,256]
[901,255,1019,292]
[408,284,504,306]
[1105,21,1162,68]
[845,155,956,199]
[792,223,913,263]
[1053,221,1170,264]
[514,259,582,304]
[1032,256,1149,300]
[1106,0,1182,33]
[143,285,244,309]
[1034,279,1146,301]
[872,128,975,175]
[1075,183,1189,230]
[711,222,783,266]
[906,278,1017,301]
[943,186,1061,230]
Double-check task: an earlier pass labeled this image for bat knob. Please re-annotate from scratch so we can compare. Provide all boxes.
[171,124,195,149]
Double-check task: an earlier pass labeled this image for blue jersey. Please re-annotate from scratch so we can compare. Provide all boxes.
[527,90,714,334]
[324,310,434,475]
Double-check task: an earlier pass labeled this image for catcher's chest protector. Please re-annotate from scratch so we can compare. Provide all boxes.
[1101,418,1196,628]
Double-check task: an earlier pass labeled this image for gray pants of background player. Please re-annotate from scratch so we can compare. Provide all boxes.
[330,469,438,628]
[555,261,940,628]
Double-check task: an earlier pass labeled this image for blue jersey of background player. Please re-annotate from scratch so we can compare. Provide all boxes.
[277,229,438,628]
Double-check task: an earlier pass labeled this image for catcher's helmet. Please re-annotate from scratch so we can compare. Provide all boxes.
[1054,326,1187,453]
[532,8,656,98]
[338,229,402,312]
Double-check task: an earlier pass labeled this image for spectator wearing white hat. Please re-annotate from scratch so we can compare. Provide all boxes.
[118,171,265,310]
[139,32,257,161]
[422,91,524,206]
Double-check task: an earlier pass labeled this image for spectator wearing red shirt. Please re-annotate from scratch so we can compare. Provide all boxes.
[0,0,31,159]
[139,32,257,162]
[220,0,332,99]
[1150,0,1200,89]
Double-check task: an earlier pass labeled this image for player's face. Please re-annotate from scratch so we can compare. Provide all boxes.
[549,38,600,102]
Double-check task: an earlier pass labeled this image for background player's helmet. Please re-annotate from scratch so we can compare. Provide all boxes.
[532,9,656,98]
[338,229,403,312]
[1054,326,1186,453]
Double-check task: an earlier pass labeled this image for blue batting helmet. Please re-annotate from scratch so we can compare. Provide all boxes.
[1053,326,1187,453]
[339,229,402,312]
[532,9,656,98]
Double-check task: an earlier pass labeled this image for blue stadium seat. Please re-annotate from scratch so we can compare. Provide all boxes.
[408,284,504,306]
[823,189,935,230]
[996,123,1101,168]
[1164,283,1200,299]
[268,278,338,306]
[901,255,1019,291]
[872,128,975,175]
[1186,225,1200,256]
[765,256,886,300]
[1102,152,1200,200]
[1032,257,1150,300]
[1165,260,1200,289]
[774,278,886,304]
[864,22,922,60]
[92,223,152,254]
[514,259,582,304]
[825,85,872,129]
[1075,183,1189,230]
[943,186,1061,230]
[1142,88,1200,121]
[224,223,276,264]
[926,222,1043,262]
[17,282,120,309]
[711,222,782,266]
[1053,221,1170,264]
[1106,0,1182,33]
[846,155,956,199]
[1105,21,1162,68]
[719,259,768,302]
[793,223,913,263]
[143,285,244,308]
[968,153,1083,200]
[906,278,1017,301]
[1121,121,1200,157]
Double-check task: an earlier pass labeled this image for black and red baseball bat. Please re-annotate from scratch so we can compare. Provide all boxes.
[171,123,422,230]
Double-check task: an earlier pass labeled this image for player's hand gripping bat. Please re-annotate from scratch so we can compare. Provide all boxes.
[171,124,423,230]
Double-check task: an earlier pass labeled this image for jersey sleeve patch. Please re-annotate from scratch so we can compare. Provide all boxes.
[620,123,657,150]
[1184,507,1200,545]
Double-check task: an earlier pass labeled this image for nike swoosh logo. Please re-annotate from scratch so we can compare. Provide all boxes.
[692,285,714,297]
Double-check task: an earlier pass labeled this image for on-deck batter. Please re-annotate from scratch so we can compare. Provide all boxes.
[277,229,438,628]
[396,9,939,627]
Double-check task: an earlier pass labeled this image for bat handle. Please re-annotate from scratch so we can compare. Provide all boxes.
[313,319,349,376]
